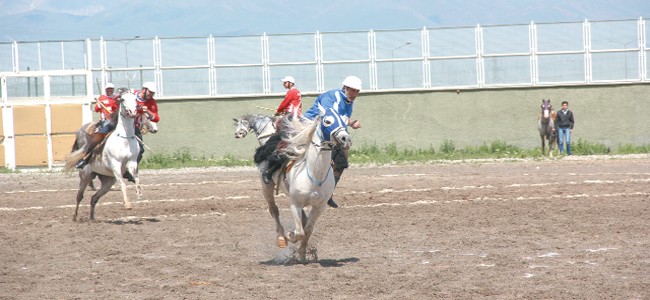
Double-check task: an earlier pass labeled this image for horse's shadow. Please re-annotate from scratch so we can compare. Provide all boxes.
[260,257,359,267]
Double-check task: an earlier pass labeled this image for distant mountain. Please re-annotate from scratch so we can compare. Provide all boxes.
[2,0,648,42]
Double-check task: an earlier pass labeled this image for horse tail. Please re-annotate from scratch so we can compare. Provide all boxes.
[64,147,86,173]
[279,115,319,161]
[72,137,80,152]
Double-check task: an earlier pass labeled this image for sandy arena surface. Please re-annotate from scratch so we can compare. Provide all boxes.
[1,156,649,299]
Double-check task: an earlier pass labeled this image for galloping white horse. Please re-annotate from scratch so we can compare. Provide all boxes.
[73,112,157,190]
[260,108,351,262]
[65,92,143,221]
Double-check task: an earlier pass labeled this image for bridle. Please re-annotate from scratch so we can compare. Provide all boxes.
[252,117,276,141]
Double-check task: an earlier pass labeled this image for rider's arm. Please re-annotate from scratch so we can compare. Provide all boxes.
[275,92,295,115]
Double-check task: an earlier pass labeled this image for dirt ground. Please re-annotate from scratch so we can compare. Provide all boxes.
[1,156,649,299]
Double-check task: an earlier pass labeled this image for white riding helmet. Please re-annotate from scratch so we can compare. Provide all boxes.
[142,82,158,93]
[342,76,362,91]
[281,76,295,83]
[105,83,115,89]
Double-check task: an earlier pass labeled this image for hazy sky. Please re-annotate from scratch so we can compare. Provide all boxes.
[2,0,649,41]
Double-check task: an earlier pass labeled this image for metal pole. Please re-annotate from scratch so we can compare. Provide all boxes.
[377,42,411,89]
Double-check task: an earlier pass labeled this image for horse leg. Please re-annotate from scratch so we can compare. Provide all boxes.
[261,178,285,248]
[297,203,327,262]
[73,169,93,221]
[540,135,546,157]
[89,172,97,191]
[126,162,142,200]
[285,202,306,244]
[112,168,132,210]
[89,176,117,220]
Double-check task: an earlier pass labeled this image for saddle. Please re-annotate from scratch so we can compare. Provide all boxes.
[84,122,115,161]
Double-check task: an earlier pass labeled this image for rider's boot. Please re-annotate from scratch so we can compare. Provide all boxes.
[262,152,283,184]
[75,132,106,169]
[327,175,341,208]
[123,171,136,183]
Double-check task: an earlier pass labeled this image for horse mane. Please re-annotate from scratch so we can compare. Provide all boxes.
[278,115,319,161]
[241,114,275,124]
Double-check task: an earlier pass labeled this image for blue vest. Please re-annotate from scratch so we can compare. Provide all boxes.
[304,88,354,120]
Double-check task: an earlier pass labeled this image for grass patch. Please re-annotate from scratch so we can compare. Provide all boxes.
[119,139,649,170]
[139,150,254,169]
[0,167,20,173]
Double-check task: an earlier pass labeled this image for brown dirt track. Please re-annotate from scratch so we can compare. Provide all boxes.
[1,156,649,299]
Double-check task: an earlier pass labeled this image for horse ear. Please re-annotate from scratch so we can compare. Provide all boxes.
[233,118,239,123]
[318,106,326,117]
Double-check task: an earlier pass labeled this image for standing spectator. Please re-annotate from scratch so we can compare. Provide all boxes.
[554,101,575,155]
[95,83,119,121]
[275,76,302,117]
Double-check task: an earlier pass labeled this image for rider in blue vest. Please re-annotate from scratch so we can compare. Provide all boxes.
[261,75,363,208]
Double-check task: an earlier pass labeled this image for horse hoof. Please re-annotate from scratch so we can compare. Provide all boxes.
[125,205,132,210]
[277,236,287,248]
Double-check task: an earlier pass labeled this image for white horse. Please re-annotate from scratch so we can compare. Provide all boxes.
[260,108,351,262]
[65,92,143,221]
[233,114,276,145]
[72,93,157,190]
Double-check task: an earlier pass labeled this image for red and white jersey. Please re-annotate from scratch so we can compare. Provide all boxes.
[276,88,302,116]
[134,90,160,129]
[95,95,119,120]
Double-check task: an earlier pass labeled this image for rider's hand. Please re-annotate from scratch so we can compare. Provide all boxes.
[349,120,361,129]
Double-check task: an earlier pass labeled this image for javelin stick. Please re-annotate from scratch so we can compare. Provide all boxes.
[256,106,277,112]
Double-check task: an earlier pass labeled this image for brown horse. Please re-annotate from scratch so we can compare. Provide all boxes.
[537,99,557,157]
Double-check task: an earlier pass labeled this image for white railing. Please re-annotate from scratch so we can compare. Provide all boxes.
[0,18,648,99]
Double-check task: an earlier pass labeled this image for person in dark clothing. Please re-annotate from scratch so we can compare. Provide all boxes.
[553,101,575,155]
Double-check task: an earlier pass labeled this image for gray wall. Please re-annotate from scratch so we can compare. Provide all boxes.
[145,84,650,159]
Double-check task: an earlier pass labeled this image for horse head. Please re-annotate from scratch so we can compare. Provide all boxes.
[119,93,138,119]
[233,118,250,138]
[320,108,352,151]
[541,99,553,119]
[142,114,158,134]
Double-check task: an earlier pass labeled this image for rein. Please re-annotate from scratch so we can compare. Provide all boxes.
[305,161,332,186]
[252,117,275,141]
[303,126,334,186]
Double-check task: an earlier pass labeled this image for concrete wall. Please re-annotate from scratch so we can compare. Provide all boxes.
[145,84,650,159]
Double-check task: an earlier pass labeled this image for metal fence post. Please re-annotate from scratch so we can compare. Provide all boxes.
[583,19,592,84]
[208,34,217,96]
[475,24,485,88]
[154,36,163,96]
[421,26,431,89]
[261,33,270,94]
[530,21,538,86]
[368,29,377,91]
[639,17,647,82]
[11,41,19,73]
[315,31,324,93]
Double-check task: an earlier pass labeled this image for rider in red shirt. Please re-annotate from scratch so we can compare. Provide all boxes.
[275,76,302,117]
[95,83,119,121]
[133,82,160,164]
